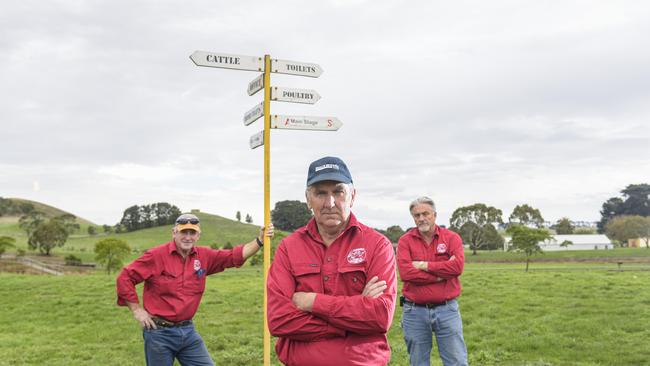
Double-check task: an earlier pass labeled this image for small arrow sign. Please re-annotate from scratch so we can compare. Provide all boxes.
[271,59,323,78]
[271,87,321,104]
[243,102,264,126]
[249,130,264,149]
[271,115,342,131]
[248,74,264,96]
[190,51,263,72]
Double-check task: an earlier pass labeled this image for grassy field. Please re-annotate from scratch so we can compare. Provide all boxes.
[1,262,649,366]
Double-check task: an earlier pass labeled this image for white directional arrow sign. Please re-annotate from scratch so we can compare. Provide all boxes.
[271,115,342,131]
[249,130,264,149]
[271,59,323,78]
[190,51,263,72]
[271,87,321,104]
[243,102,264,126]
[247,74,264,96]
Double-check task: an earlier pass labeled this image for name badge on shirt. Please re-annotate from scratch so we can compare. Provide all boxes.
[346,248,366,264]
[437,243,447,254]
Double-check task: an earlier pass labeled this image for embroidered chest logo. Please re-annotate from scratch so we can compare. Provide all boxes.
[346,248,366,264]
[193,259,202,271]
[436,243,447,254]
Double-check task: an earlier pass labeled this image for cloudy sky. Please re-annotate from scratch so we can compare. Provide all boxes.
[1,1,649,230]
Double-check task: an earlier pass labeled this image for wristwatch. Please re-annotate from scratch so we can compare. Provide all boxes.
[255,237,263,247]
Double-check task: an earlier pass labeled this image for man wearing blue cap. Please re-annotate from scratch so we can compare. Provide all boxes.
[267,156,397,366]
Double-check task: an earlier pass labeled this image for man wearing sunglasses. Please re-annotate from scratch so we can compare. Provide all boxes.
[116,213,273,366]
[266,156,397,366]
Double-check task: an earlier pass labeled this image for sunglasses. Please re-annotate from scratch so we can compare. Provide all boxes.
[176,218,200,225]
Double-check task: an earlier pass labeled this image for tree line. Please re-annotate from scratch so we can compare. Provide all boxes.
[269,183,650,255]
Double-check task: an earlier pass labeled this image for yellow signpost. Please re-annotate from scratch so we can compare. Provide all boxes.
[190,50,341,365]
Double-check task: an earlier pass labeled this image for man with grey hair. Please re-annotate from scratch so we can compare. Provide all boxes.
[397,197,468,366]
[116,213,273,366]
[267,156,397,366]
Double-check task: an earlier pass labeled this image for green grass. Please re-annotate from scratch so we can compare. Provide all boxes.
[465,247,650,263]
[1,263,649,365]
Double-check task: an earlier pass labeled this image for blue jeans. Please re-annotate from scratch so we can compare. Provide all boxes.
[401,299,468,366]
[143,323,214,366]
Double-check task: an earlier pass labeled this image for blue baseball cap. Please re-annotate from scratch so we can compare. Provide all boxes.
[306,156,353,186]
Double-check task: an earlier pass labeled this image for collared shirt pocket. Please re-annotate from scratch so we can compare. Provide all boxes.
[154,270,179,296]
[291,263,322,292]
[338,265,367,294]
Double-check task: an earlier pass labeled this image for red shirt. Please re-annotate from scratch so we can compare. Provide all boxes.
[397,226,464,304]
[116,241,244,322]
[267,213,397,366]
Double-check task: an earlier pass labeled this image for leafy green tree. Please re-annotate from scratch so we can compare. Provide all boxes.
[598,184,650,233]
[120,205,142,231]
[507,225,552,272]
[0,236,16,255]
[555,217,575,234]
[95,238,131,274]
[482,224,505,251]
[119,203,181,232]
[236,211,242,222]
[605,215,650,247]
[559,240,573,250]
[28,219,69,255]
[102,224,113,234]
[245,214,253,224]
[53,213,80,234]
[88,226,97,236]
[450,203,504,255]
[19,211,46,237]
[509,204,545,228]
[271,200,312,231]
[384,225,405,244]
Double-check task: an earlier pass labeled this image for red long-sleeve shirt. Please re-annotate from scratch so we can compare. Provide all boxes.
[397,226,464,304]
[116,241,244,322]
[267,214,397,366]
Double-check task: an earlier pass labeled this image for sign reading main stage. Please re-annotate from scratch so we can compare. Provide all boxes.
[271,115,342,131]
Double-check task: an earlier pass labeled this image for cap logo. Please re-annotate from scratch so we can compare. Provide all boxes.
[346,248,366,264]
[315,163,340,172]
[437,243,447,253]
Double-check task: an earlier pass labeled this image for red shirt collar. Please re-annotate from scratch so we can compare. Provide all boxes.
[305,212,362,242]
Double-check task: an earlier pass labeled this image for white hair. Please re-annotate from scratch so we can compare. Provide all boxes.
[409,196,436,212]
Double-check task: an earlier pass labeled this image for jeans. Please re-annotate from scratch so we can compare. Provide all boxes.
[401,299,468,366]
[143,323,214,366]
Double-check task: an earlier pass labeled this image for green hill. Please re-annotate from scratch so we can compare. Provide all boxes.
[0,199,270,263]
[2,198,95,225]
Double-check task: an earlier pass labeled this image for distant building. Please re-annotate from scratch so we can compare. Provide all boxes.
[628,237,650,248]
[539,234,612,251]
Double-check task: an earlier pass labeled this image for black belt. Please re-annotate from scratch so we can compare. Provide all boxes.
[152,317,192,328]
[404,299,452,309]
